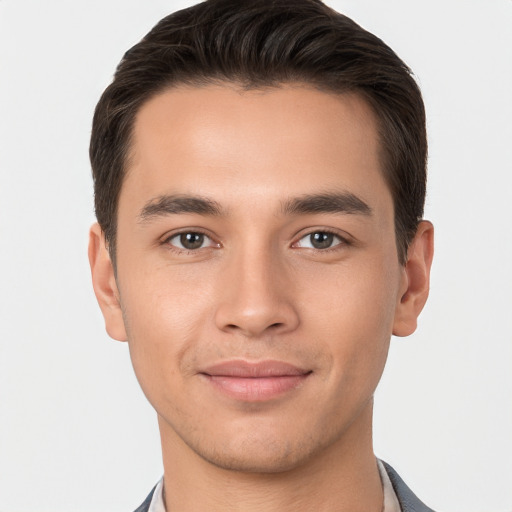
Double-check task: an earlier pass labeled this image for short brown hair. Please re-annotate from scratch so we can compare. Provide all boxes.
[90,0,427,265]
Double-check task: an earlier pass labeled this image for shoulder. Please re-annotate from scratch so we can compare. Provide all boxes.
[381,460,436,512]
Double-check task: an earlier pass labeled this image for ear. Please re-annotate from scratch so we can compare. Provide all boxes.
[392,221,434,337]
[88,223,127,341]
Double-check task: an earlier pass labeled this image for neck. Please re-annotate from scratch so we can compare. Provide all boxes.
[158,400,382,512]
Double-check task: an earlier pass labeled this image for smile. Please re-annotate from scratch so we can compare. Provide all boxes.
[200,360,312,402]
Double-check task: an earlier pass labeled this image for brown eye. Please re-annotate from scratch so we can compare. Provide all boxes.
[168,232,207,250]
[296,231,343,250]
[309,232,334,249]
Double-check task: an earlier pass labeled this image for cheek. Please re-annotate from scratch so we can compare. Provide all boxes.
[299,255,400,384]
[117,264,218,401]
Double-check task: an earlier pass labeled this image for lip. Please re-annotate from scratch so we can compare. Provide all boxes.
[200,360,312,402]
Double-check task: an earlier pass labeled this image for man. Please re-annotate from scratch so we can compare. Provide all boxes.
[88,0,434,510]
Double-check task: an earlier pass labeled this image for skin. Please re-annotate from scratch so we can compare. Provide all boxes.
[89,84,433,512]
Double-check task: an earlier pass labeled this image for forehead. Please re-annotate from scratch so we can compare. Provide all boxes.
[123,84,390,214]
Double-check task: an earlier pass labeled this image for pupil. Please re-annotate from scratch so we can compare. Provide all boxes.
[311,232,333,249]
[181,232,204,249]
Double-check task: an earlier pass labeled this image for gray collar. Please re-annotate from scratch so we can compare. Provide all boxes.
[380,460,436,512]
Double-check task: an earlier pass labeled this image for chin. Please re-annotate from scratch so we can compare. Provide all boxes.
[199,441,308,474]
[186,422,337,475]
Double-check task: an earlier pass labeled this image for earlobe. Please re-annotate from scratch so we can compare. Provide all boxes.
[88,223,128,342]
[392,221,434,337]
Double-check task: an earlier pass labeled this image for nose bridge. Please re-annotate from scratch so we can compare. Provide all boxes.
[214,237,298,337]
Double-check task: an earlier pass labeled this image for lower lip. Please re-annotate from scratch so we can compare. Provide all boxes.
[204,374,309,401]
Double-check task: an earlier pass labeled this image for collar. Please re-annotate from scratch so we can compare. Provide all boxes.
[147,459,402,512]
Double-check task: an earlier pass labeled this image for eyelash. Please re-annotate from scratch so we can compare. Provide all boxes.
[161,228,351,254]
[162,229,219,254]
[293,229,351,252]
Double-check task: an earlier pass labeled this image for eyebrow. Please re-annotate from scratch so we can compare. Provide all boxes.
[281,192,372,216]
[138,191,372,223]
[138,194,224,222]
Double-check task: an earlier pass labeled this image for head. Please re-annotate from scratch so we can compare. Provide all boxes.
[90,0,427,268]
[89,0,433,476]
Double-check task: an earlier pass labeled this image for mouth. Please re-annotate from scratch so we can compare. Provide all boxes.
[199,360,312,402]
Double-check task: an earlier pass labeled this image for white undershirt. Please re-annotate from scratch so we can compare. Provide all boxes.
[148,459,401,512]
[148,478,165,512]
[378,459,402,512]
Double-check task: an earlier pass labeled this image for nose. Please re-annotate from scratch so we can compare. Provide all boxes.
[214,246,300,338]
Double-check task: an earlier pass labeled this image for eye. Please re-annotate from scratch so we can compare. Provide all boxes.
[296,231,344,250]
[166,232,215,250]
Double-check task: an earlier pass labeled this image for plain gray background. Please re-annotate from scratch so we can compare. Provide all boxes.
[1,1,511,511]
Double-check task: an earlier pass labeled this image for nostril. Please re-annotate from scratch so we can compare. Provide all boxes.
[224,321,283,334]
[215,301,300,337]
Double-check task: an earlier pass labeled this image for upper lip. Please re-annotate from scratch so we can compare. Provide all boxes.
[200,360,311,378]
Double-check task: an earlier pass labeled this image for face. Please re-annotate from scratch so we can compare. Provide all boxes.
[90,84,431,473]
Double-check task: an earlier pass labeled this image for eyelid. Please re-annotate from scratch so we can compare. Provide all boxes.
[292,228,352,250]
[158,227,352,252]
[161,228,220,251]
